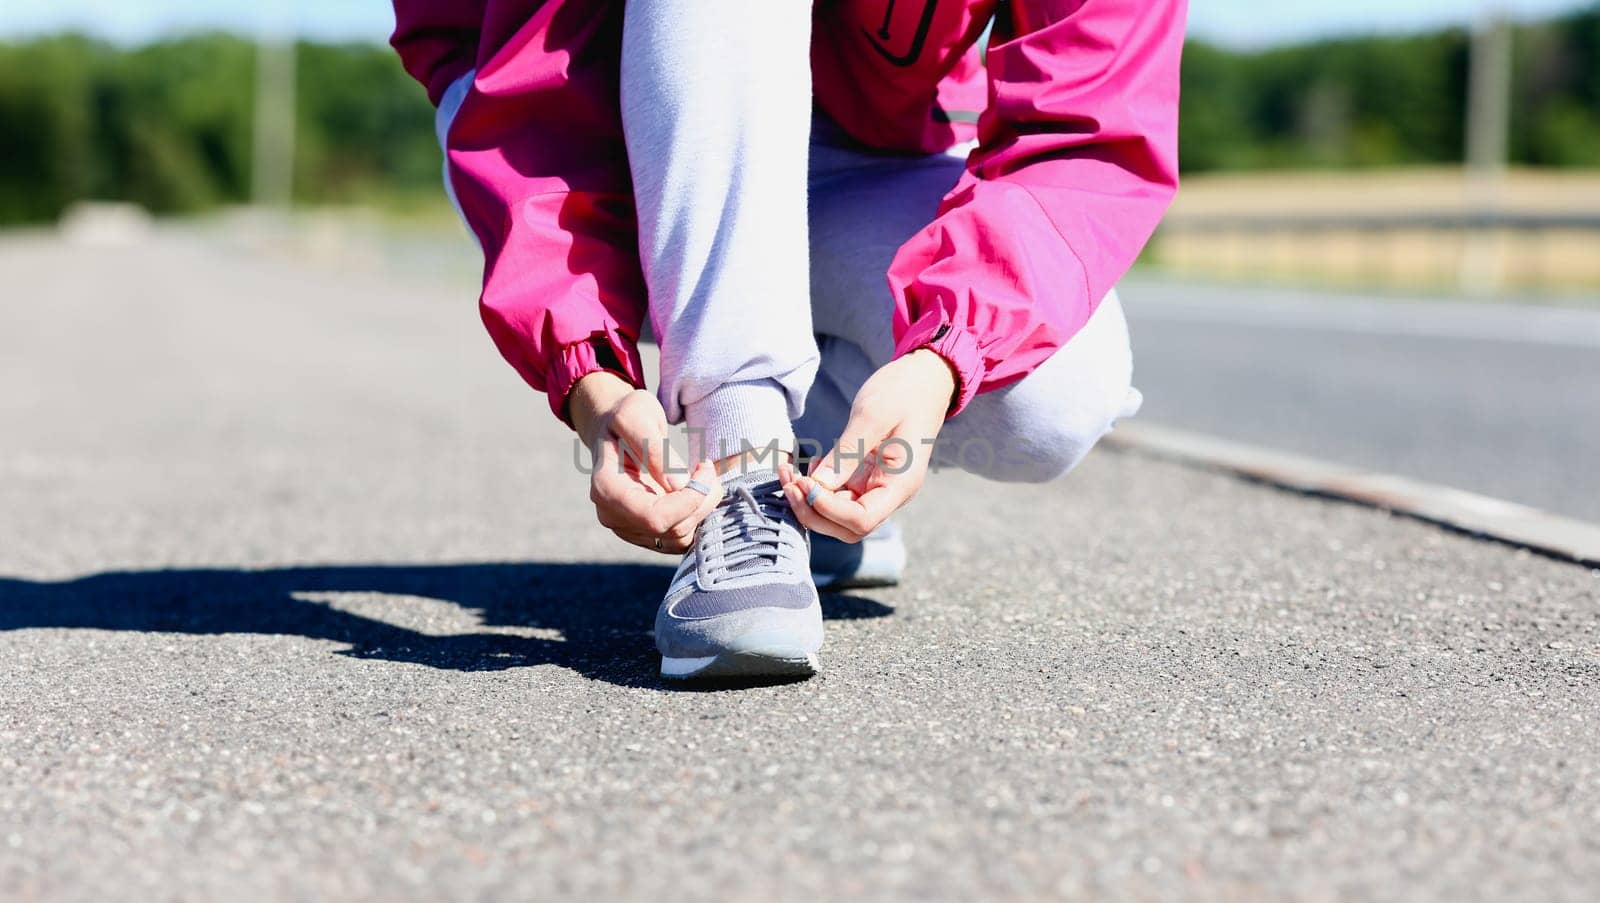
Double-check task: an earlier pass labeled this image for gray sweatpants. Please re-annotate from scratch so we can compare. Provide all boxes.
[798,117,1142,483]
[444,0,1141,482]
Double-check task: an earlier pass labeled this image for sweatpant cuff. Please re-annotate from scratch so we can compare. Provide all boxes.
[684,379,795,466]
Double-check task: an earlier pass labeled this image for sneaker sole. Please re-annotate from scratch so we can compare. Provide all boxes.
[660,649,820,682]
[813,572,900,591]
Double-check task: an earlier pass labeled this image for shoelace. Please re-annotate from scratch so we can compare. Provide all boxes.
[701,482,793,581]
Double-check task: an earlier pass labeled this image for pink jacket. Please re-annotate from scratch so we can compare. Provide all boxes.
[391,0,1184,423]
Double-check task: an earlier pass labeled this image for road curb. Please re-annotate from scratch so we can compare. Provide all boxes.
[1104,421,1600,569]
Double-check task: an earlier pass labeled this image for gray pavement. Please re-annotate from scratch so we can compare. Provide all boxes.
[2,230,1599,900]
[1123,277,1600,521]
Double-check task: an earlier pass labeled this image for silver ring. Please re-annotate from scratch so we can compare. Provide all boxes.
[804,484,822,506]
[686,479,713,496]
[653,536,663,551]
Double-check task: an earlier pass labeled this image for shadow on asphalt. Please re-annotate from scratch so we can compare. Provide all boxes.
[0,563,892,689]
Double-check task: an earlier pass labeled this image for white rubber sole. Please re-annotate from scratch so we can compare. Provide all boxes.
[660,649,820,681]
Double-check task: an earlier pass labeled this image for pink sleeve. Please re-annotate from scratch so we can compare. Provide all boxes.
[434,1,649,426]
[390,0,486,106]
[886,0,1186,416]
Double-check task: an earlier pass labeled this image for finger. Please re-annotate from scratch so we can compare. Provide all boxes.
[613,528,691,555]
[798,474,882,537]
[646,434,677,492]
[795,472,857,509]
[593,439,663,510]
[659,461,716,541]
[591,439,624,505]
[845,482,908,532]
[665,460,722,534]
[613,395,679,490]
[612,528,653,548]
[808,445,844,490]
[791,485,864,543]
[637,472,718,535]
[651,531,692,554]
[666,521,698,549]
[781,459,810,489]
[684,459,722,500]
[595,455,683,531]
[607,489,675,535]
[784,482,863,543]
[619,532,687,554]
[812,410,888,492]
[842,447,881,495]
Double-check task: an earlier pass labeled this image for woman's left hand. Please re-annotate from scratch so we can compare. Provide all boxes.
[780,348,957,542]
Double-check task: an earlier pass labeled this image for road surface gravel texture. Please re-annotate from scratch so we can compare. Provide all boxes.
[2,231,1598,901]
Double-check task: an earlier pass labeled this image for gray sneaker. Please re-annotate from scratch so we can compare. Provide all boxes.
[656,469,822,681]
[810,519,906,590]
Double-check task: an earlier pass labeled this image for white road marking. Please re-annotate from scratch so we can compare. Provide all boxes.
[1105,420,1600,568]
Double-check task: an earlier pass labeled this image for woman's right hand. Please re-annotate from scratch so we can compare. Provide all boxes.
[569,373,721,554]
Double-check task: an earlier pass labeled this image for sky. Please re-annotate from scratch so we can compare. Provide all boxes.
[0,0,1594,49]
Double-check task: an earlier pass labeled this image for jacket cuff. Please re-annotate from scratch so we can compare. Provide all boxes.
[548,325,646,427]
[893,313,985,417]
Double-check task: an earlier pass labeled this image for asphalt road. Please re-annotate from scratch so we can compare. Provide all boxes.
[1122,278,1600,521]
[2,230,1599,900]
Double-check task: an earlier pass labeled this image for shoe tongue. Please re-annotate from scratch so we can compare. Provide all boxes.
[720,468,781,496]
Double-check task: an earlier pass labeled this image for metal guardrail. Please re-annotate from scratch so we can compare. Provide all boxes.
[1153,208,1600,291]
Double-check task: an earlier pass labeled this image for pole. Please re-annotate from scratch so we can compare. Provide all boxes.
[1465,14,1512,175]
[251,4,296,210]
[1460,12,1511,294]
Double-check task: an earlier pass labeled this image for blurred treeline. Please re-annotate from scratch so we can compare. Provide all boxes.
[2,8,1599,226]
[1182,9,1600,171]
[0,33,437,225]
